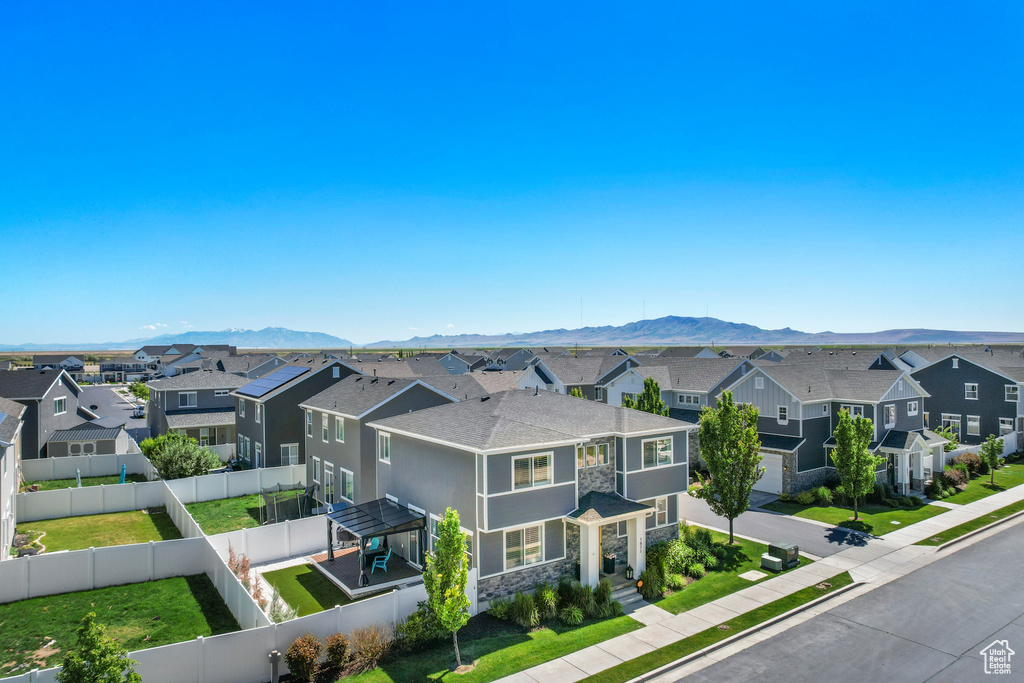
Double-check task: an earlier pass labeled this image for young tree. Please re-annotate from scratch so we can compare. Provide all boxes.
[692,391,762,543]
[830,408,880,521]
[128,381,149,401]
[423,507,471,669]
[935,425,959,452]
[141,432,220,479]
[57,612,141,683]
[569,387,585,399]
[622,377,669,416]
[980,434,1005,485]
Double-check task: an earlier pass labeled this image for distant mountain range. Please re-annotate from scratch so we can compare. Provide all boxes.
[2,317,1022,352]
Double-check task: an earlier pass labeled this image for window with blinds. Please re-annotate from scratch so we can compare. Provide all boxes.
[642,438,672,468]
[576,444,609,468]
[505,525,543,569]
[513,454,552,489]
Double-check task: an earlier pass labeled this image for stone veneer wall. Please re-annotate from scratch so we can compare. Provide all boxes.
[601,523,627,564]
[646,524,679,546]
[578,436,617,495]
[478,523,581,605]
[688,432,704,473]
[779,449,836,494]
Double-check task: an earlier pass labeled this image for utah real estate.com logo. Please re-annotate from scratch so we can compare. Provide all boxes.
[980,640,1014,675]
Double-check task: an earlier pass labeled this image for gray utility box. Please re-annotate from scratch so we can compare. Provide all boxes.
[768,542,799,569]
[760,553,783,572]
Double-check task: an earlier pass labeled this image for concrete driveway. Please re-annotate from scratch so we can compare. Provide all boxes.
[679,492,872,558]
[677,519,1024,682]
[81,385,150,443]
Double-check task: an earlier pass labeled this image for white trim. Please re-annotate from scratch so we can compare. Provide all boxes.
[641,436,674,469]
[254,401,261,424]
[298,379,456,420]
[238,399,246,418]
[53,396,67,416]
[965,383,979,401]
[488,480,575,499]
[777,405,789,425]
[1006,385,1020,403]
[907,401,919,416]
[178,391,197,409]
[502,523,544,573]
[966,414,981,436]
[378,432,391,464]
[305,409,313,438]
[321,412,330,443]
[512,452,554,491]
[338,466,354,502]
[335,416,345,443]
[385,493,398,503]
[883,404,896,428]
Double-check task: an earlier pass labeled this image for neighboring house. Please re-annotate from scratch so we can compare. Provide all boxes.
[603,357,754,419]
[367,390,696,605]
[486,348,536,372]
[300,376,455,508]
[217,354,287,379]
[99,358,159,382]
[147,370,248,461]
[658,346,721,359]
[46,424,133,457]
[232,359,359,469]
[900,349,1024,446]
[0,361,12,371]
[438,351,488,375]
[32,355,85,381]
[583,348,630,357]
[527,354,638,401]
[132,344,237,364]
[0,397,26,561]
[0,369,98,459]
[718,364,938,495]
[717,346,782,361]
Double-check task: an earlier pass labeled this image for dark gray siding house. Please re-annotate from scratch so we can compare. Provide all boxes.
[147,370,247,460]
[0,369,97,459]
[368,389,695,606]
[233,359,358,469]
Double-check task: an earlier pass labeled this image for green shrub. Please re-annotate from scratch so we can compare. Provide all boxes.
[952,462,970,481]
[942,467,968,489]
[686,562,707,579]
[646,541,670,574]
[925,478,944,499]
[665,573,687,591]
[949,453,981,475]
[510,591,539,628]
[778,492,791,502]
[489,597,512,620]
[814,486,833,506]
[833,484,848,506]
[395,602,446,650]
[608,600,623,616]
[638,567,664,601]
[535,583,559,620]
[325,632,351,669]
[593,578,612,608]
[559,605,584,626]
[795,490,815,505]
[944,485,956,497]
[978,459,990,475]
[556,576,575,607]
[285,633,322,682]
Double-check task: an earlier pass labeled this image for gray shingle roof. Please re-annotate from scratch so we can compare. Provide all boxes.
[569,491,651,522]
[0,369,67,400]
[467,370,526,394]
[0,396,26,445]
[164,408,237,429]
[217,354,282,374]
[756,365,909,403]
[415,374,490,401]
[33,355,83,366]
[658,346,715,358]
[148,370,249,391]
[539,355,634,386]
[631,358,746,393]
[49,425,124,442]
[302,376,447,418]
[369,390,694,453]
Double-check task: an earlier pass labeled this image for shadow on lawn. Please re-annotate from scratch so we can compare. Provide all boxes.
[184,574,242,634]
[717,543,753,572]
[295,569,351,609]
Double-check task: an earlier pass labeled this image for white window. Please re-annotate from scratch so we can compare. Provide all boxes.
[513,453,552,489]
[595,387,604,401]
[53,397,66,415]
[255,442,262,466]
[952,358,959,369]
[238,399,246,418]
[1007,385,1019,403]
[965,383,979,400]
[199,427,210,446]
[281,443,299,466]
[656,496,668,526]
[841,404,864,418]
[677,394,699,405]
[244,436,251,461]
[924,411,930,426]
[332,366,340,379]
[215,389,229,397]
[942,414,961,437]
[312,456,321,489]
[576,444,609,468]
[617,520,628,537]
[378,432,391,464]
[505,525,543,570]
[338,468,354,502]
[777,405,788,424]
[335,417,344,442]
[907,401,919,416]
[178,393,196,411]
[755,377,764,390]
[621,392,635,404]
[305,410,313,437]
[967,415,981,436]
[884,405,896,427]
[999,418,1013,436]
[255,404,262,424]
[237,434,244,457]
[323,462,335,503]
[822,404,830,415]
[642,437,673,468]
[322,413,330,443]
[429,514,441,550]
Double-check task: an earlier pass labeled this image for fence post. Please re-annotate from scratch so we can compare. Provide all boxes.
[89,547,96,590]
[149,541,155,581]
[197,635,205,683]
[222,472,228,500]
[285,519,291,558]
[193,476,198,503]
[100,484,105,514]
[23,554,30,600]
[132,482,136,509]
[335,604,342,634]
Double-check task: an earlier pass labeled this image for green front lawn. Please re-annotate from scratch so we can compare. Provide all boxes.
[342,614,642,683]
[581,572,854,683]
[940,463,1024,505]
[263,564,352,616]
[185,494,263,534]
[654,530,812,615]
[0,574,239,673]
[916,498,1024,546]
[22,474,149,492]
[16,507,182,552]
[762,501,947,535]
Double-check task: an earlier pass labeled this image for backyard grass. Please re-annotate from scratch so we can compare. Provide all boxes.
[939,463,1024,505]
[262,564,352,616]
[762,501,947,535]
[580,571,854,683]
[0,574,239,674]
[185,493,263,534]
[341,614,643,683]
[916,498,1024,546]
[15,507,182,552]
[654,529,812,615]
[21,474,149,492]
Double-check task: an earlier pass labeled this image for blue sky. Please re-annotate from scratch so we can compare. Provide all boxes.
[1,2,1021,345]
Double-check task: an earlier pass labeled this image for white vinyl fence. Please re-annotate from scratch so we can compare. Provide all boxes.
[207,515,326,565]
[16,481,169,523]
[19,453,158,482]
[941,430,1019,469]
[164,465,306,505]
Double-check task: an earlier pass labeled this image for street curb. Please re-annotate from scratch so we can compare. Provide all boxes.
[628,580,864,683]
[935,508,1024,551]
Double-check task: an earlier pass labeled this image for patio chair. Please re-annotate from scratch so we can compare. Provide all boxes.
[371,547,392,574]
[366,537,380,551]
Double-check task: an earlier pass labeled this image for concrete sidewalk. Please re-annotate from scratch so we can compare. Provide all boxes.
[494,483,1024,683]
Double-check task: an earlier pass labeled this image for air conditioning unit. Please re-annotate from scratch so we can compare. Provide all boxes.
[760,553,783,572]
[768,542,799,569]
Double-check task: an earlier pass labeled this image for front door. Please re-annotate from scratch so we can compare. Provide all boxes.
[408,530,420,568]
[887,456,896,489]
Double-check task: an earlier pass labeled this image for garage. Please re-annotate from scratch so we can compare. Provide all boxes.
[754,452,783,494]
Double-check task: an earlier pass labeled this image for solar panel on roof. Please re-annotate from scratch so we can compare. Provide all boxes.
[236,365,311,397]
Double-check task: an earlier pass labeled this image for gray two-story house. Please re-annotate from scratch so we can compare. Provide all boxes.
[300,376,455,507]
[147,370,248,461]
[232,359,359,469]
[0,397,26,560]
[0,369,98,459]
[366,389,695,605]
[528,354,638,401]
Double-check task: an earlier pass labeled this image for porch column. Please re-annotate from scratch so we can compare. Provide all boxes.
[626,516,645,577]
[579,523,600,588]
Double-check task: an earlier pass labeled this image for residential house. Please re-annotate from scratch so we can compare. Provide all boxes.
[217,354,287,379]
[523,354,638,401]
[300,376,455,508]
[132,344,237,364]
[32,355,85,381]
[366,389,696,605]
[486,348,536,372]
[438,351,488,375]
[0,397,25,560]
[900,348,1024,446]
[717,346,782,361]
[0,369,98,459]
[99,357,159,382]
[658,346,721,359]
[0,361,12,371]
[232,359,359,469]
[147,370,248,461]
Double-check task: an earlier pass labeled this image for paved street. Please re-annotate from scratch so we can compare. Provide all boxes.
[677,520,1024,683]
[81,385,150,442]
[679,491,872,558]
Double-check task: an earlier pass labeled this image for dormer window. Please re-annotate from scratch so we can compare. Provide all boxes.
[755,377,764,390]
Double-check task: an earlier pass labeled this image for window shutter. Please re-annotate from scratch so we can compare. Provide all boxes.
[514,458,532,489]
[533,455,551,485]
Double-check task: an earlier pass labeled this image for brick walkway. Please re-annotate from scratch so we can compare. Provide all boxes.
[494,485,1024,683]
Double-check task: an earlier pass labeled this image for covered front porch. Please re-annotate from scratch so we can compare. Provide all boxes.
[320,498,426,597]
[876,429,948,495]
[568,491,653,588]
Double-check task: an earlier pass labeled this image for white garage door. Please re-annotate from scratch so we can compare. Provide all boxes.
[754,453,783,494]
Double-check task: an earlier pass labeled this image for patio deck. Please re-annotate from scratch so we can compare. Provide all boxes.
[309,547,422,598]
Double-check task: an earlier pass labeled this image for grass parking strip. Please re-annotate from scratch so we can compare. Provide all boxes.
[580,572,854,683]
[915,499,1024,546]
